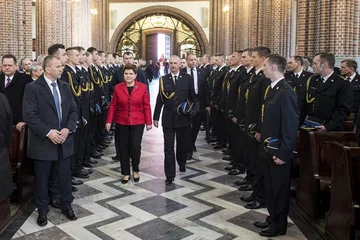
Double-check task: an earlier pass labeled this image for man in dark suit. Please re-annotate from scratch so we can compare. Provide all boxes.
[0,54,32,130]
[199,54,212,78]
[23,55,78,227]
[340,59,360,123]
[285,56,312,113]
[153,55,199,185]
[0,93,13,205]
[300,52,352,131]
[112,52,148,88]
[181,53,210,159]
[254,54,299,237]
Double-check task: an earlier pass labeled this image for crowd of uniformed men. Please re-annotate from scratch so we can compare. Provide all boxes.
[1,42,359,237]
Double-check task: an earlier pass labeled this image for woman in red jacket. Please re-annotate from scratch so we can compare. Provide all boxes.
[106,63,152,183]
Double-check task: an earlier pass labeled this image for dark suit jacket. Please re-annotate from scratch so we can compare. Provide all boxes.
[180,67,209,113]
[0,93,13,202]
[259,79,299,161]
[350,73,360,115]
[153,72,199,128]
[22,75,78,161]
[300,73,352,131]
[0,71,32,124]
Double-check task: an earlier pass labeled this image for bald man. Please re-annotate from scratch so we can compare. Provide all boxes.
[153,55,199,185]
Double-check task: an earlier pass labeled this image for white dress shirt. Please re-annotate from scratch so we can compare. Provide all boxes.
[186,67,198,94]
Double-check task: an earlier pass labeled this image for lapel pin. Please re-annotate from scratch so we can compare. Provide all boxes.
[276,86,279,90]
[331,79,334,82]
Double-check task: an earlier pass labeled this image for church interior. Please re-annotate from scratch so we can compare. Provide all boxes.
[1,0,360,240]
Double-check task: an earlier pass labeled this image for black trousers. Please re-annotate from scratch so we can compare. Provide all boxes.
[191,112,205,148]
[84,115,95,164]
[231,122,247,169]
[163,126,191,179]
[116,124,144,175]
[48,163,59,201]
[72,126,86,174]
[34,148,72,215]
[247,136,265,203]
[264,156,292,231]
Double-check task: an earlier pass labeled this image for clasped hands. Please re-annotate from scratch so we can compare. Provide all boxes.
[48,128,70,144]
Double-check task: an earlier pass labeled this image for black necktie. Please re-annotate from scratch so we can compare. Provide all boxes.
[191,68,194,77]
[174,75,178,85]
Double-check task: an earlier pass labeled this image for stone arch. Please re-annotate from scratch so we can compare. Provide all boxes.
[108,5,210,55]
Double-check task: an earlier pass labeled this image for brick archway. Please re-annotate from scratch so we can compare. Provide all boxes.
[108,5,210,55]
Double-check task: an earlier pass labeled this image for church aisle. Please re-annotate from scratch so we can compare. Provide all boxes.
[10,79,310,240]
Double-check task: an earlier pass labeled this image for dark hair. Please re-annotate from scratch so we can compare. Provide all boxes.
[266,54,287,73]
[65,47,78,52]
[341,59,358,71]
[243,48,253,56]
[86,47,97,54]
[112,53,119,58]
[253,46,271,58]
[74,46,85,52]
[123,63,138,74]
[186,52,196,59]
[98,50,104,56]
[2,54,17,64]
[123,51,133,57]
[315,52,335,68]
[48,44,65,56]
[234,50,244,55]
[42,55,60,70]
[292,55,304,66]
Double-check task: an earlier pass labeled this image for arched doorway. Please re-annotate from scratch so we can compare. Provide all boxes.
[109,6,210,60]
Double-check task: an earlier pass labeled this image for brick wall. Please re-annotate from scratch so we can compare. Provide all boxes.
[0,0,32,59]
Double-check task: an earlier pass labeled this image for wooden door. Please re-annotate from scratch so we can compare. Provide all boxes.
[146,34,158,62]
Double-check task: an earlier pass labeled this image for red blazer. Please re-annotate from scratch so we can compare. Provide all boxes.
[106,81,152,126]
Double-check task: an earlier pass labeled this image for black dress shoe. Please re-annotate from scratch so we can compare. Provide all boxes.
[240,195,254,202]
[98,145,106,150]
[259,227,286,237]
[82,168,93,175]
[224,165,235,171]
[208,136,218,142]
[61,208,77,221]
[213,144,225,149]
[89,159,98,164]
[50,198,60,208]
[37,214,48,227]
[134,177,140,183]
[222,156,233,161]
[72,186,78,192]
[245,201,265,209]
[90,153,101,159]
[254,221,271,229]
[83,162,93,168]
[73,171,89,179]
[179,167,186,172]
[71,178,83,185]
[221,148,228,153]
[234,179,248,186]
[165,178,174,185]
[238,183,253,191]
[223,149,231,155]
[112,155,120,161]
[186,153,192,160]
[228,168,246,175]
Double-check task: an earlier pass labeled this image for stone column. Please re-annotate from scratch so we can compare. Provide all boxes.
[71,0,92,48]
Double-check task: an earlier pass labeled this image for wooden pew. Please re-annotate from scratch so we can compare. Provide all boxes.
[296,129,357,220]
[8,126,34,204]
[325,142,360,240]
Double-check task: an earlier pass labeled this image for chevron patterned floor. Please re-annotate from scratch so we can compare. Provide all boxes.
[8,79,311,240]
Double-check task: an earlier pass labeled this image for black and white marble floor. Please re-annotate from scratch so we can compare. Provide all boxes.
[6,79,315,240]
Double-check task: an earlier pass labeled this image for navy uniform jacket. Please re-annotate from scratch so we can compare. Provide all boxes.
[61,65,83,124]
[285,70,312,112]
[22,76,78,161]
[300,73,352,131]
[350,73,360,117]
[209,66,229,106]
[259,79,299,161]
[153,72,199,128]
[244,69,271,132]
[234,68,255,122]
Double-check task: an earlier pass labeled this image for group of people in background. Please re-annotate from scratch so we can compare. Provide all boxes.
[0,42,359,238]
